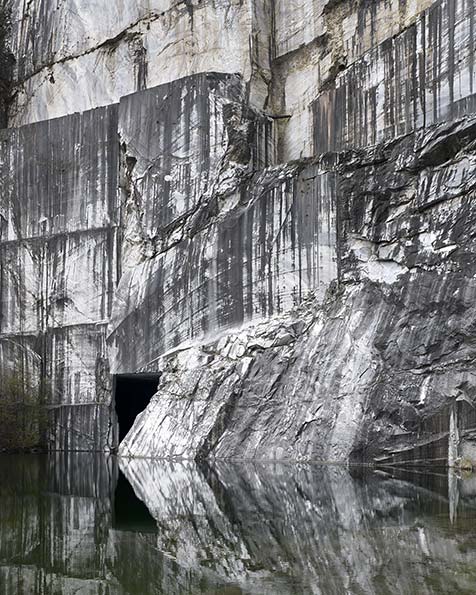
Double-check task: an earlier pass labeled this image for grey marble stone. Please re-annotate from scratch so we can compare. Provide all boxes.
[120,114,476,463]
[109,160,337,375]
[0,104,119,450]
[313,0,476,152]
[7,0,273,125]
[1,0,476,463]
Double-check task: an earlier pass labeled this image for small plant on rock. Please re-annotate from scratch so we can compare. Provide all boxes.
[0,369,47,450]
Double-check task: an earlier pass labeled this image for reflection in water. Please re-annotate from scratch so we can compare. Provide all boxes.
[114,471,157,533]
[0,455,476,594]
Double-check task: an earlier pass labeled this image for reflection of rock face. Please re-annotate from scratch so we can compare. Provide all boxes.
[121,458,476,595]
[0,453,116,595]
[2,454,476,594]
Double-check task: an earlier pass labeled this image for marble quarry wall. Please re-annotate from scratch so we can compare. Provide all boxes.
[109,161,337,374]
[312,0,476,153]
[8,0,273,125]
[1,0,476,464]
[0,104,119,450]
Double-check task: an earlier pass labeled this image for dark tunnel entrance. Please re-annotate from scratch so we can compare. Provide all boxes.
[114,374,160,443]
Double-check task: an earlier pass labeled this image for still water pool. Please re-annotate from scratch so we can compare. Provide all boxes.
[0,454,475,594]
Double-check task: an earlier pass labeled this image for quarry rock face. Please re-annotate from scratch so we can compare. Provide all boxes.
[1,0,476,464]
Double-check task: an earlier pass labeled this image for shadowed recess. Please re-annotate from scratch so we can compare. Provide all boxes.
[113,470,157,533]
[114,374,160,443]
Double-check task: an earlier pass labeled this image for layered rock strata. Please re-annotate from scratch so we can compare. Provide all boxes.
[1,0,476,463]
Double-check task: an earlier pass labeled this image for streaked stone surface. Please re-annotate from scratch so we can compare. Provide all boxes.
[120,115,476,463]
[274,0,458,160]
[8,0,272,125]
[0,104,119,450]
[313,0,476,152]
[109,162,337,374]
[1,0,476,463]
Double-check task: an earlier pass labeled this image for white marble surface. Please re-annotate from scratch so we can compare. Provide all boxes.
[9,0,271,125]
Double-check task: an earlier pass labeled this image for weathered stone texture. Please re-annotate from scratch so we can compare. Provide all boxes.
[0,105,118,240]
[109,161,337,374]
[117,73,276,263]
[2,0,476,463]
[313,0,476,152]
[274,0,436,61]
[120,114,476,463]
[8,0,272,126]
[274,0,465,160]
[0,105,119,450]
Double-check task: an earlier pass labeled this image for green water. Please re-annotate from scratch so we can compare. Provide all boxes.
[1,454,476,594]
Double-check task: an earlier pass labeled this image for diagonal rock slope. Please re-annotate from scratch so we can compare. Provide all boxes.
[120,115,476,463]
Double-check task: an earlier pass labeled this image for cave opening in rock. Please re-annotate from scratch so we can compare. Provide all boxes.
[114,374,160,443]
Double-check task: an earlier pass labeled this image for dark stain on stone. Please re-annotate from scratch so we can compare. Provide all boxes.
[0,0,14,128]
[313,0,476,153]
